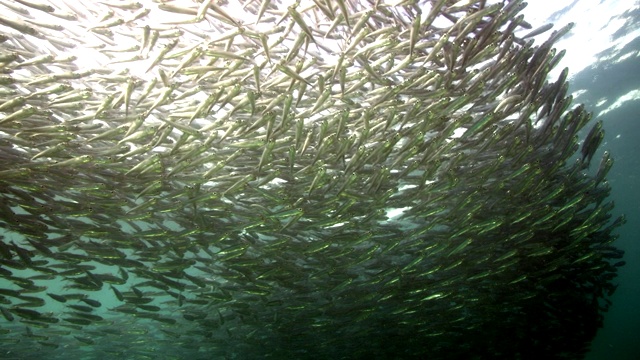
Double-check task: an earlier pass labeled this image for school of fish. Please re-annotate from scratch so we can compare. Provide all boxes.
[0,0,626,359]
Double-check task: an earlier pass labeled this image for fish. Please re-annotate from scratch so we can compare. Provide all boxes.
[0,1,624,359]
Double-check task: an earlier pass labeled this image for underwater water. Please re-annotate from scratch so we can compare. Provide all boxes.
[520,1,640,358]
[579,28,640,360]
[0,0,638,359]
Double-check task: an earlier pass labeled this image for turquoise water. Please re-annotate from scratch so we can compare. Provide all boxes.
[580,34,640,360]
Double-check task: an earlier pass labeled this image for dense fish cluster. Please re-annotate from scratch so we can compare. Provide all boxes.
[0,0,626,359]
